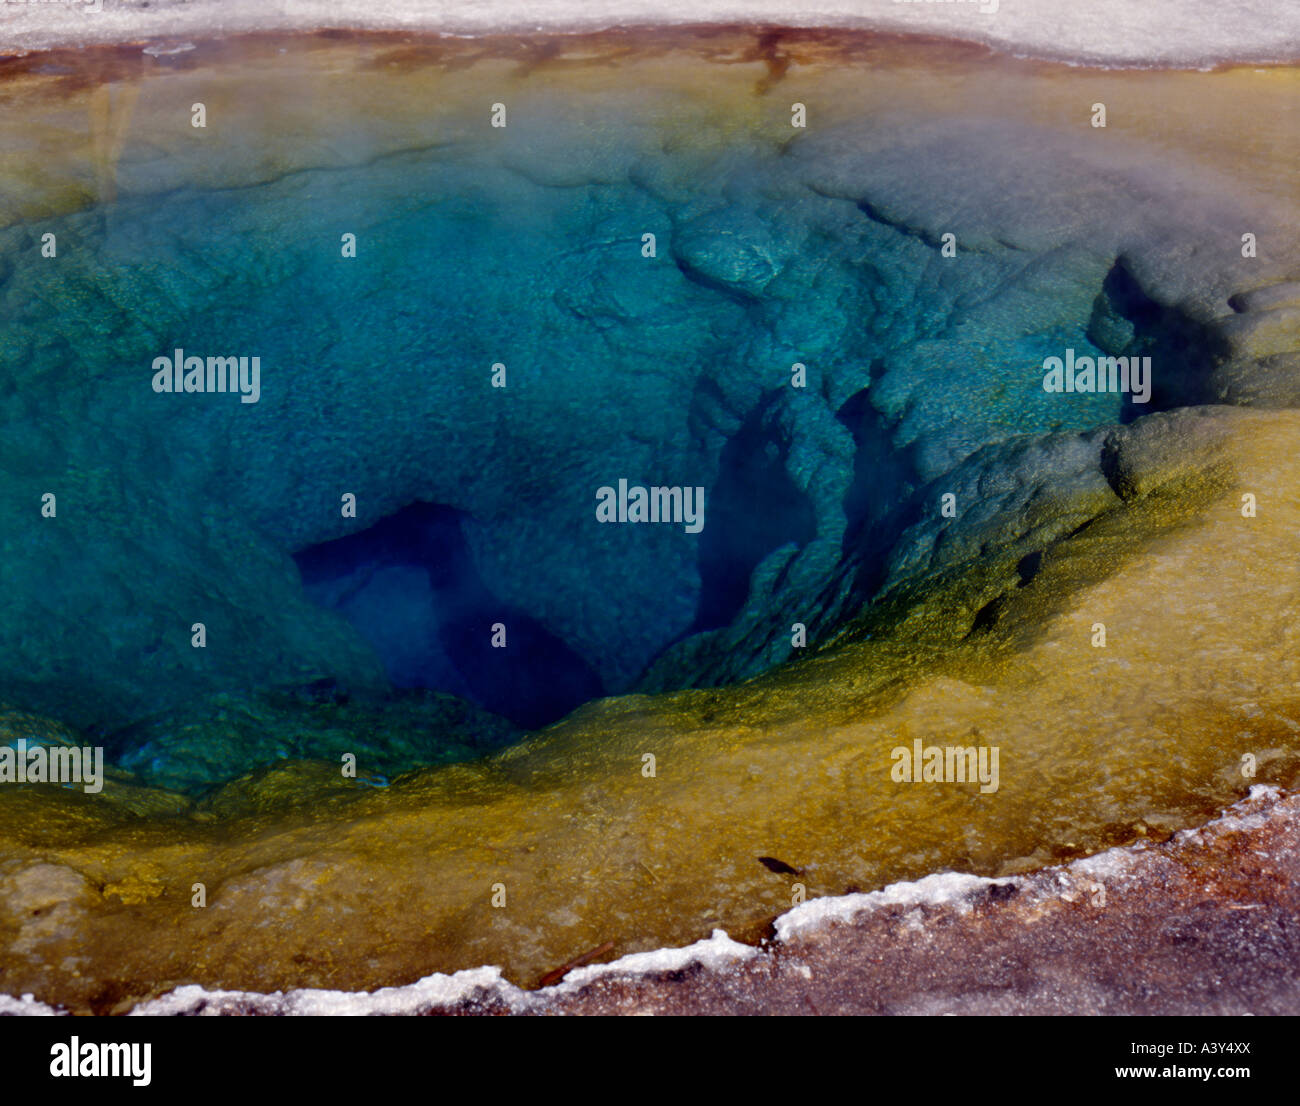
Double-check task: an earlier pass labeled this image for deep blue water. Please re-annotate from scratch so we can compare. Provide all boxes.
[0,114,1157,783]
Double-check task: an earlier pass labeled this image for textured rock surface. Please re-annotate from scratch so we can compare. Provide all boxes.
[106,685,519,793]
[2,0,1298,69]
[493,786,1300,1016]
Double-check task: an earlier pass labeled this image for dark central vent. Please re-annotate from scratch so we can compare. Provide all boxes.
[294,503,603,730]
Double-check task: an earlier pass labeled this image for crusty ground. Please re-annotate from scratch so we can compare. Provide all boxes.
[442,787,1300,1015]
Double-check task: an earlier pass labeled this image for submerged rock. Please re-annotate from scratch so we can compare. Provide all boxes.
[106,686,519,794]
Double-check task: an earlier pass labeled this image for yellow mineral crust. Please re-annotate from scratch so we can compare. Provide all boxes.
[1,405,1298,1013]
[0,32,1296,227]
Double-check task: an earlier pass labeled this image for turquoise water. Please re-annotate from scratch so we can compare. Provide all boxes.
[0,115,1150,788]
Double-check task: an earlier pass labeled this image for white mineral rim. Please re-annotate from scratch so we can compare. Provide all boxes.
[0,0,1298,67]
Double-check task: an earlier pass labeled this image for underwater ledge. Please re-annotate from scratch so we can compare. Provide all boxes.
[0,27,1298,1013]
